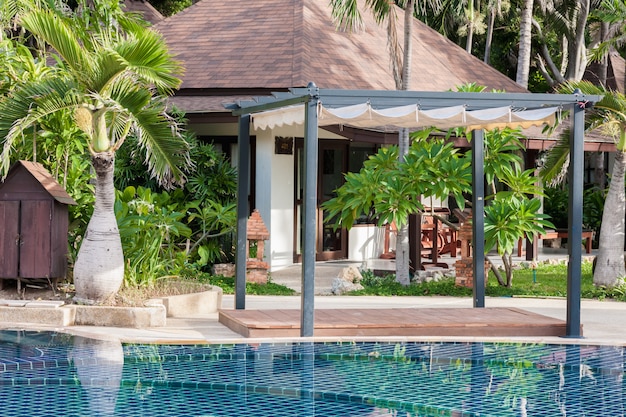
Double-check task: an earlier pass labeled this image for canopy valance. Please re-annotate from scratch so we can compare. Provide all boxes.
[251,102,560,131]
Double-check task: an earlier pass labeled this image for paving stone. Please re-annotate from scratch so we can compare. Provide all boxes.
[0,300,28,307]
[24,300,65,308]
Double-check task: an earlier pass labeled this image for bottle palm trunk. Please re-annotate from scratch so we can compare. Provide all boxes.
[73,152,124,303]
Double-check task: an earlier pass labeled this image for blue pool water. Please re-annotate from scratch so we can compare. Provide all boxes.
[0,331,623,416]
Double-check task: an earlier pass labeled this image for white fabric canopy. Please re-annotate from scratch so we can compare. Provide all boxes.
[250,102,559,131]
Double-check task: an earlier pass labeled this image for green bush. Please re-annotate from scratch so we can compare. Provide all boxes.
[544,186,606,248]
[196,273,296,296]
[353,261,626,301]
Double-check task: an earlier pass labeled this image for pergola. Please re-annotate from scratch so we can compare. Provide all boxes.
[228,83,602,338]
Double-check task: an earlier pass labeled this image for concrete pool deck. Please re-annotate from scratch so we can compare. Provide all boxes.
[9,294,623,347]
[3,248,625,346]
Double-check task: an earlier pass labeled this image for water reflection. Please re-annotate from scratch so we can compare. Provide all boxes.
[70,336,124,416]
[0,330,123,417]
[0,332,624,417]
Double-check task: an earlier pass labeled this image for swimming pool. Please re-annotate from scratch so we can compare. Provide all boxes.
[0,331,623,416]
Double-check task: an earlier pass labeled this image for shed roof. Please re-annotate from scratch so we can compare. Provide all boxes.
[156,0,526,110]
[2,161,77,205]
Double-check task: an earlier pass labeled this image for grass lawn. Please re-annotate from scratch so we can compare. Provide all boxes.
[203,274,297,296]
[350,261,626,301]
[203,261,626,301]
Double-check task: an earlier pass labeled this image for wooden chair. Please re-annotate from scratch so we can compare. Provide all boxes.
[421,216,458,258]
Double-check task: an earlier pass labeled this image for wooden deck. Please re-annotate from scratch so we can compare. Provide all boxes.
[219,308,573,338]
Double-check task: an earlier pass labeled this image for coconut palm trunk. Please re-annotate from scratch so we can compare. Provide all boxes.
[516,0,534,88]
[593,150,626,286]
[73,152,124,303]
[394,0,416,286]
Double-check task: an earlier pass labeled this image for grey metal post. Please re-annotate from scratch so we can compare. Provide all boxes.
[301,83,319,336]
[566,102,584,337]
[234,114,250,310]
[472,129,485,308]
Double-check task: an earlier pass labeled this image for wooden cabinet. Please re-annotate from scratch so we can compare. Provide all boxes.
[0,161,76,284]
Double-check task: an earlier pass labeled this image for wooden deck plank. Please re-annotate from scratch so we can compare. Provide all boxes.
[218,308,573,338]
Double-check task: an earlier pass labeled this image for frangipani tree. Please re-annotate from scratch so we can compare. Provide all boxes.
[325,123,553,287]
[0,1,191,303]
[483,167,554,286]
[322,129,471,284]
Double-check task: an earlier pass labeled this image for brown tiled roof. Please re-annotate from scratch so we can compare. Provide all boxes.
[169,95,255,113]
[122,0,164,25]
[156,0,526,95]
[584,51,625,94]
[7,161,77,205]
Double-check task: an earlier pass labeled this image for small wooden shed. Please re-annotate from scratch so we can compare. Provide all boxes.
[0,161,77,286]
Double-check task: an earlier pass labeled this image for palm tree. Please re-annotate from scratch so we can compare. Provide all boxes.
[330,0,440,285]
[483,0,509,64]
[0,2,190,303]
[590,0,626,70]
[531,0,595,87]
[515,0,534,88]
[542,81,626,287]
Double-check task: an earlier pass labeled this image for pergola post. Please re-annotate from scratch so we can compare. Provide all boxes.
[234,114,251,310]
[301,83,319,337]
[472,129,486,308]
[566,102,585,337]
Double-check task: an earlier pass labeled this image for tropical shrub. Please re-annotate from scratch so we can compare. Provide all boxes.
[115,133,238,269]
[544,186,607,248]
[115,186,191,287]
[114,185,237,286]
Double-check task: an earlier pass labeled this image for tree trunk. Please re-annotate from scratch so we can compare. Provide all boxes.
[503,253,514,287]
[484,10,495,64]
[566,0,589,81]
[395,223,410,285]
[516,0,534,88]
[394,0,416,285]
[594,152,605,189]
[73,152,125,303]
[593,150,626,287]
[465,25,474,54]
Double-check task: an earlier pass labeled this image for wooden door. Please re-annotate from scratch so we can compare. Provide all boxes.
[0,201,20,278]
[19,200,52,278]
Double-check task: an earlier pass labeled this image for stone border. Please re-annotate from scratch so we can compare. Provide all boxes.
[0,288,223,328]
[148,288,223,318]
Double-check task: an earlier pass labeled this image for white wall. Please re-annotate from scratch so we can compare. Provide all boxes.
[270,145,295,269]
[253,129,274,266]
[252,128,296,270]
[189,120,348,271]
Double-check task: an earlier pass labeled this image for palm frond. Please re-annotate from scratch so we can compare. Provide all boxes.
[19,8,91,76]
[114,28,183,93]
[367,0,393,24]
[90,49,127,93]
[329,0,363,31]
[0,75,82,176]
[539,127,571,186]
[130,100,190,188]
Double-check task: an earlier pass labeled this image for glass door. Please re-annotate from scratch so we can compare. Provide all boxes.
[293,140,348,262]
[318,145,347,260]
